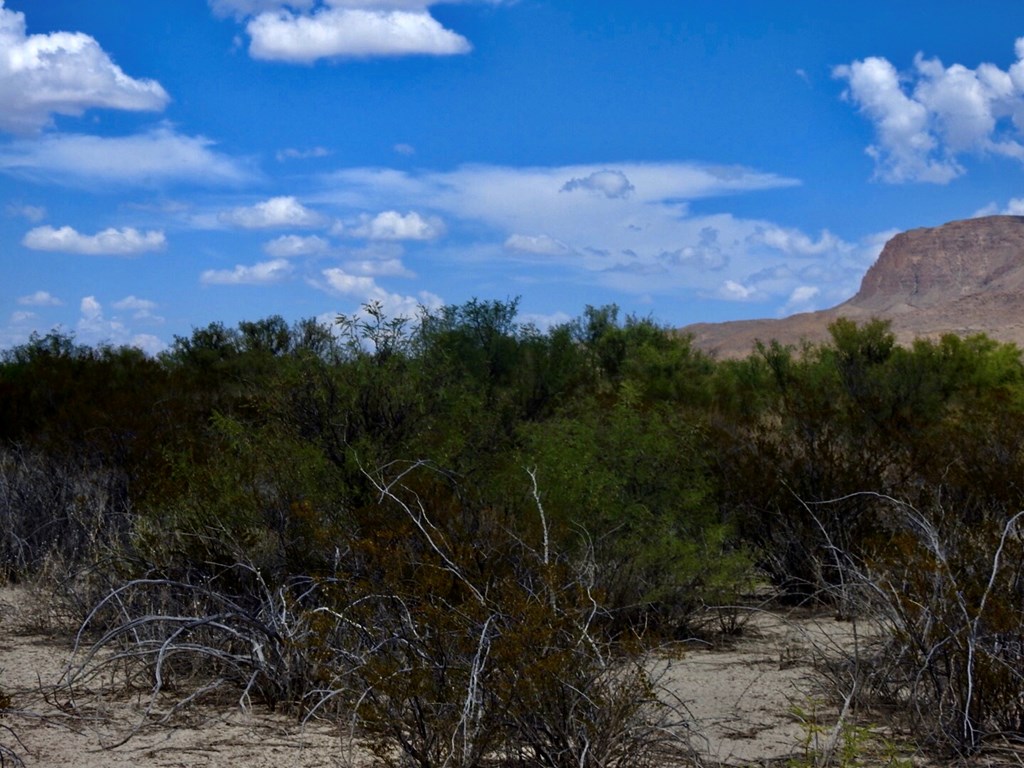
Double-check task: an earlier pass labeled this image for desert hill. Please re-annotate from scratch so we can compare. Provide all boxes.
[683,215,1024,358]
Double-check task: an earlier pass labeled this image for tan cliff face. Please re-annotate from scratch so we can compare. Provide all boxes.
[854,216,1024,310]
[683,216,1024,359]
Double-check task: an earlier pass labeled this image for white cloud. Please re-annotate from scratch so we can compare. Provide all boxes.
[393,143,416,156]
[210,0,316,20]
[323,162,803,270]
[350,210,444,240]
[719,280,756,301]
[112,295,163,321]
[519,310,572,331]
[127,335,167,356]
[317,161,877,314]
[76,295,166,353]
[504,233,572,256]
[10,310,35,324]
[23,225,166,256]
[0,1,169,134]
[321,268,376,295]
[320,266,442,317]
[264,233,331,257]
[751,226,846,256]
[0,127,252,186]
[561,169,635,199]
[276,146,331,161]
[325,162,797,225]
[781,285,821,314]
[17,290,61,306]
[344,257,415,277]
[835,39,1024,183]
[200,258,294,285]
[245,6,471,61]
[5,203,45,222]
[219,196,324,228]
[976,197,1024,217]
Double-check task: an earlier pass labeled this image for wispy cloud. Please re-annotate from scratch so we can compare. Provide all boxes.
[5,203,45,222]
[264,233,331,257]
[0,127,253,187]
[112,295,163,322]
[200,258,294,285]
[276,146,331,162]
[310,160,901,313]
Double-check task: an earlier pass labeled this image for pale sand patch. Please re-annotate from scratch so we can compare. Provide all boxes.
[0,586,362,767]
[0,586,867,767]
[655,610,872,765]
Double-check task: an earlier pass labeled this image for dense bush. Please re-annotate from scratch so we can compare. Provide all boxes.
[7,304,1024,762]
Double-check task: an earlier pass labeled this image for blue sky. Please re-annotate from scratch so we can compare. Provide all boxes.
[3,0,1024,352]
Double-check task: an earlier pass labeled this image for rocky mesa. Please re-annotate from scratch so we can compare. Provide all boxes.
[683,215,1024,358]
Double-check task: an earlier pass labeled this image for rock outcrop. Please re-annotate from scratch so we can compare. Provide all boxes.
[683,216,1024,358]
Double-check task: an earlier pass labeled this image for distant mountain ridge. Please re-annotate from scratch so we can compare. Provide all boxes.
[683,215,1024,358]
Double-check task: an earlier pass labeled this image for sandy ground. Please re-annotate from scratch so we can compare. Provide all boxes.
[0,586,868,767]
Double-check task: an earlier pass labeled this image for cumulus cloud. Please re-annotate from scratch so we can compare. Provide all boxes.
[219,196,324,228]
[17,290,62,306]
[0,1,169,134]
[320,266,442,317]
[264,233,331,257]
[213,0,512,61]
[200,258,293,285]
[835,39,1024,183]
[22,225,166,256]
[350,210,444,240]
[247,6,470,61]
[76,295,166,354]
[0,127,252,186]
[561,169,635,199]
[975,197,1024,217]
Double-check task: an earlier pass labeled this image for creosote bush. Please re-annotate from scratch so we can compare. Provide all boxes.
[63,462,698,767]
[11,306,1024,765]
[807,493,1024,758]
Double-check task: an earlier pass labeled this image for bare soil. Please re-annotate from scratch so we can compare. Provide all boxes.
[0,587,880,767]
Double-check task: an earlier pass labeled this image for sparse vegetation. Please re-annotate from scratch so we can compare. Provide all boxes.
[4,305,1024,764]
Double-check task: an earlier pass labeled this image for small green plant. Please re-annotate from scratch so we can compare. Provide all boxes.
[787,702,913,768]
